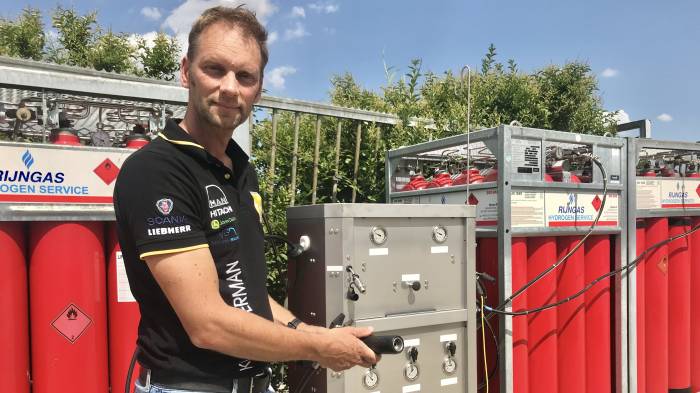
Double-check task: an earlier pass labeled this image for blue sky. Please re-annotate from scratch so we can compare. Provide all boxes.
[4,0,699,141]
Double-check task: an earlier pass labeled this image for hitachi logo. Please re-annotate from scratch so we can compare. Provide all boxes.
[210,205,233,218]
[558,206,585,214]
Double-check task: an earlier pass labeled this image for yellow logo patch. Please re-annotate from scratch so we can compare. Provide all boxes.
[250,191,263,221]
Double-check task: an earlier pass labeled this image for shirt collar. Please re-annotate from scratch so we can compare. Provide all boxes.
[159,119,250,173]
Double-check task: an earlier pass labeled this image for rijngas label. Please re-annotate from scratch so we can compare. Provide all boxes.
[0,144,132,204]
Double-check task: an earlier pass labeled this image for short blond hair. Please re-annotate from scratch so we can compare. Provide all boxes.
[187,6,268,74]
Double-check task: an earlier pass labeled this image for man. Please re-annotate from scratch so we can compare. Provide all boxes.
[113,6,378,393]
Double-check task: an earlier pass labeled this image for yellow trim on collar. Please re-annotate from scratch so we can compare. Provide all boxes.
[157,132,205,150]
[139,243,209,260]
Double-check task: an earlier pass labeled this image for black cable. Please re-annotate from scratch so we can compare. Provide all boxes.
[477,307,500,391]
[492,154,608,314]
[124,347,139,393]
[486,222,700,317]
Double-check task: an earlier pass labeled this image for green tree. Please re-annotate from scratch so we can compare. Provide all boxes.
[137,32,181,81]
[0,7,45,60]
[91,30,135,73]
[50,7,98,67]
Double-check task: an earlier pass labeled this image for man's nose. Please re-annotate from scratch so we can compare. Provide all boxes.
[220,71,240,96]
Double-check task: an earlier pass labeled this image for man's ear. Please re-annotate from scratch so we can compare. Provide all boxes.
[180,56,190,88]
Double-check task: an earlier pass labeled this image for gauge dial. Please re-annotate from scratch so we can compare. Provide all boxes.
[404,363,420,381]
[362,368,379,389]
[369,226,388,245]
[443,357,457,374]
[432,225,448,243]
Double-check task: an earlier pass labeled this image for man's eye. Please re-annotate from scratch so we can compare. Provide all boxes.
[205,65,224,75]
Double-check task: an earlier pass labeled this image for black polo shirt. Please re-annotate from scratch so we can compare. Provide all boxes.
[113,119,273,381]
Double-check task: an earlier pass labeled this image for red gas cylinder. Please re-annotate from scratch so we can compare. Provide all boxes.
[686,171,700,178]
[453,168,484,185]
[426,171,453,188]
[526,237,558,393]
[660,166,680,178]
[645,217,669,393]
[556,236,586,393]
[0,222,30,393]
[107,225,140,393]
[635,220,646,393]
[401,174,429,191]
[584,235,612,393]
[125,134,150,149]
[511,238,529,393]
[483,167,498,182]
[50,128,81,146]
[29,221,108,393]
[691,216,700,393]
[108,136,147,393]
[668,218,691,392]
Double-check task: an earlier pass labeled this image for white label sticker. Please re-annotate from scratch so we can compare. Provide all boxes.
[511,191,545,228]
[402,384,421,393]
[511,138,541,173]
[369,248,389,256]
[115,251,136,303]
[326,265,343,272]
[402,274,420,283]
[431,246,449,254]
[660,179,700,208]
[544,191,619,227]
[636,179,661,209]
[441,377,458,386]
[440,334,458,342]
[467,189,498,226]
[403,338,421,347]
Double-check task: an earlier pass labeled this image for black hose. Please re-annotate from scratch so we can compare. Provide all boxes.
[124,347,139,393]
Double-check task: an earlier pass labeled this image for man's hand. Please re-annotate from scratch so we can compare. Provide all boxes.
[313,326,379,371]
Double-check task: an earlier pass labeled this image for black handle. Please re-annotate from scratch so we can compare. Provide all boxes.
[361,335,405,354]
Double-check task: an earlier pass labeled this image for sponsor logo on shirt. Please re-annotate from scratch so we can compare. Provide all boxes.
[156,198,173,215]
[147,225,191,236]
[146,215,188,226]
[210,216,236,230]
[205,184,229,209]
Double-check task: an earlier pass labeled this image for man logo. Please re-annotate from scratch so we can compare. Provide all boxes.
[156,198,174,215]
[211,220,220,230]
[205,184,229,209]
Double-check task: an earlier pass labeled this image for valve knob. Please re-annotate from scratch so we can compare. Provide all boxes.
[408,346,419,363]
[446,341,457,357]
[410,281,421,291]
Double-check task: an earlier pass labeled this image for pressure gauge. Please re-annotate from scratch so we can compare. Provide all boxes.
[404,363,420,381]
[369,226,388,245]
[443,357,457,374]
[362,368,379,389]
[432,225,448,243]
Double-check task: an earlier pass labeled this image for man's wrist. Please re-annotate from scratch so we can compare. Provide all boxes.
[287,317,303,329]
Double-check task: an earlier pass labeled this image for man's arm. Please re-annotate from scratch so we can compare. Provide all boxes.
[268,295,325,333]
[144,248,377,371]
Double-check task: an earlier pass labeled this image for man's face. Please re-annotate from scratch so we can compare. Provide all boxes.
[181,22,263,133]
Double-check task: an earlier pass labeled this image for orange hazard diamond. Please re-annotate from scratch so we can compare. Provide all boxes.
[51,303,92,344]
[696,184,700,198]
[467,193,479,205]
[591,195,602,212]
[93,158,120,185]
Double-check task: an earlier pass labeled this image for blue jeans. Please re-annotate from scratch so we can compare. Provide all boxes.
[134,379,276,393]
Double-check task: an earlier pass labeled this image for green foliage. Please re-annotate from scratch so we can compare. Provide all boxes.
[91,30,135,73]
[51,7,98,67]
[0,7,45,60]
[137,33,181,81]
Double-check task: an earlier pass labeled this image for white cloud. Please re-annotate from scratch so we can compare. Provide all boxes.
[141,7,162,21]
[265,66,297,90]
[291,6,306,18]
[268,31,278,44]
[657,113,673,122]
[162,0,278,56]
[604,109,630,125]
[284,22,309,40]
[308,2,339,13]
[601,68,619,78]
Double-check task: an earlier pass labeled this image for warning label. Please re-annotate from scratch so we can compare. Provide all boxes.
[51,303,92,343]
[511,139,541,174]
[511,191,545,228]
[545,191,619,227]
[660,179,700,208]
[467,189,498,226]
[636,179,661,209]
[115,251,136,303]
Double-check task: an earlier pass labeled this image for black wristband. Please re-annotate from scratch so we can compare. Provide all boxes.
[287,318,302,329]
